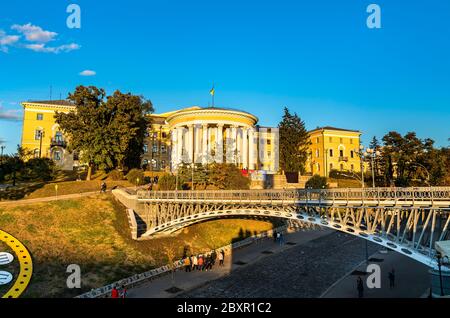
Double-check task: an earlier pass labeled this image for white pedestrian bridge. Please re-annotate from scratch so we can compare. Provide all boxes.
[130,187,450,269]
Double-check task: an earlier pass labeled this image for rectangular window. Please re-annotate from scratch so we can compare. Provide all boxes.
[351,164,354,171]
[161,145,166,154]
[143,144,148,153]
[54,151,61,161]
[35,130,43,140]
[351,151,354,158]
[340,150,344,157]
[267,151,272,157]
[316,137,319,144]
[267,139,271,145]
[162,132,167,138]
[329,149,333,157]
[152,144,158,153]
[330,163,333,170]
[37,113,43,121]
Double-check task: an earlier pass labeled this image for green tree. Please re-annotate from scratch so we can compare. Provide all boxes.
[305,175,328,189]
[55,86,153,180]
[278,107,310,174]
[208,163,250,190]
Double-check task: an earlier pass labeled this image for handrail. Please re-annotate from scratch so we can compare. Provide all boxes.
[137,187,450,203]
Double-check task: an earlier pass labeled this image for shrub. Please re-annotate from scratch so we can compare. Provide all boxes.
[208,163,250,190]
[108,169,124,181]
[158,173,178,190]
[305,174,328,189]
[126,169,145,185]
[23,158,56,181]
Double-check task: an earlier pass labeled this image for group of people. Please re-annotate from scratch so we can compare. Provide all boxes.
[183,250,225,272]
[273,231,285,246]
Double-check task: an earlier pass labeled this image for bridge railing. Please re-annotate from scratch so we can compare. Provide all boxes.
[137,187,450,204]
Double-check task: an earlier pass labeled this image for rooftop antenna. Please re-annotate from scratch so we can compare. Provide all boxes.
[49,85,53,101]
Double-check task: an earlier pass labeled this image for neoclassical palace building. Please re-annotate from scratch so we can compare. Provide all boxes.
[20,100,363,177]
[20,102,279,173]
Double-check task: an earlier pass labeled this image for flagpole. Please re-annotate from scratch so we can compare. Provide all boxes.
[212,82,215,108]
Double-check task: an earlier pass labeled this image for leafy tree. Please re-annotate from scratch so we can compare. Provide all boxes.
[158,173,177,190]
[208,163,250,190]
[305,175,328,189]
[126,169,145,185]
[278,107,310,174]
[55,86,153,180]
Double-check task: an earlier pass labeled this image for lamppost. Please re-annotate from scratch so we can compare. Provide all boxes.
[38,129,45,158]
[354,145,366,188]
[436,252,445,297]
[0,145,5,165]
[366,148,381,188]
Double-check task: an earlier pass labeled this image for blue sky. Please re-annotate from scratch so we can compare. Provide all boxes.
[0,0,449,153]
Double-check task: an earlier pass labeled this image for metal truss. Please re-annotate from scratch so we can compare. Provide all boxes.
[136,187,450,269]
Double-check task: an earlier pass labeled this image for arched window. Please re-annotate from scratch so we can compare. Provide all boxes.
[55,132,63,142]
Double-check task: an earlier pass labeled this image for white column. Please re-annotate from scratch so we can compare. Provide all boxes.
[188,124,194,163]
[216,124,224,163]
[207,127,213,163]
[225,127,232,163]
[194,124,202,164]
[242,128,248,169]
[171,128,178,171]
[231,125,238,164]
[177,127,183,165]
[202,124,208,165]
[236,127,242,166]
[248,128,255,170]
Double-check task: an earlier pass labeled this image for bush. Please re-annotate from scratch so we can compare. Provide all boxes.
[158,173,178,190]
[108,169,124,181]
[22,158,56,181]
[208,163,250,190]
[305,175,328,189]
[126,169,145,185]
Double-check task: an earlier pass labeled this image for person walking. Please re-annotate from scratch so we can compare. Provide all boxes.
[100,181,107,193]
[357,277,364,298]
[192,254,198,271]
[211,250,217,266]
[219,250,225,266]
[184,256,191,272]
[388,268,396,289]
[111,285,119,298]
[119,285,127,298]
[198,254,204,271]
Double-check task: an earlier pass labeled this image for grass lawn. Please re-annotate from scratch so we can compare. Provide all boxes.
[0,194,277,298]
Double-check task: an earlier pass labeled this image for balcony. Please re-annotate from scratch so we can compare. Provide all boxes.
[51,138,67,148]
[339,156,349,162]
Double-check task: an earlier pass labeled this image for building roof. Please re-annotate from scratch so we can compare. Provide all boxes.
[308,126,361,134]
[25,100,75,107]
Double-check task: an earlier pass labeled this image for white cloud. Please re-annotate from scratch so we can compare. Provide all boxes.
[0,107,22,121]
[0,29,20,53]
[11,23,57,43]
[25,43,80,54]
[79,70,96,76]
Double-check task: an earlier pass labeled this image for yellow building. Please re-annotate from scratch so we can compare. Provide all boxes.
[20,102,279,173]
[306,126,363,177]
[21,100,78,170]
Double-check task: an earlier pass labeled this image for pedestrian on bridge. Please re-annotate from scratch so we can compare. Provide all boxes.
[111,285,119,298]
[357,277,364,298]
[119,285,127,298]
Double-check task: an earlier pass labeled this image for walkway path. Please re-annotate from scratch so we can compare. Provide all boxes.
[0,191,104,206]
[321,248,430,298]
[128,227,332,298]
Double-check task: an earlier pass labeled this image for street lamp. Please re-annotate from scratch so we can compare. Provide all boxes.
[366,148,381,188]
[38,129,45,158]
[0,145,5,165]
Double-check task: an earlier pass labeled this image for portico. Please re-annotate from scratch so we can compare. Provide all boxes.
[167,107,259,171]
